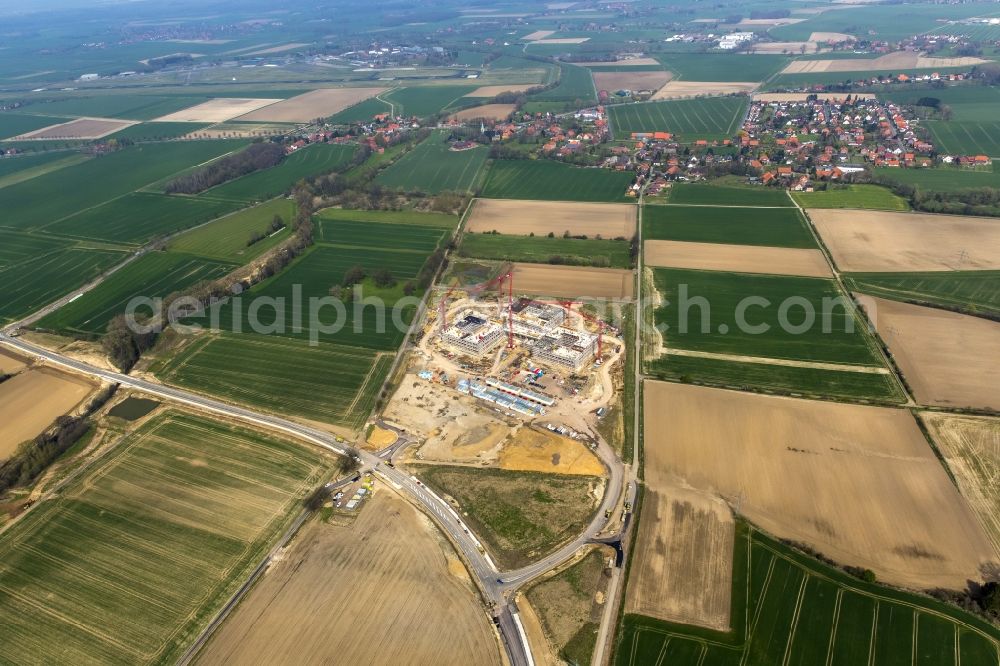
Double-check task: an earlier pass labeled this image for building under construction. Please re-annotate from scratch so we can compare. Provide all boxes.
[440,310,506,357]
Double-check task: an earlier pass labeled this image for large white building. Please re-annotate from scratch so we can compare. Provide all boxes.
[440,310,505,356]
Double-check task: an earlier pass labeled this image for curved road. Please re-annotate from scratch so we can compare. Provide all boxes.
[0,331,627,666]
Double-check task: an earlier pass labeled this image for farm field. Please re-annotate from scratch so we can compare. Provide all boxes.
[618,523,1000,666]
[513,263,634,300]
[235,87,387,122]
[19,94,209,121]
[591,71,672,94]
[415,465,603,570]
[202,143,355,204]
[0,245,126,325]
[316,207,457,228]
[449,104,516,122]
[809,209,1000,272]
[608,97,747,139]
[0,367,95,459]
[666,183,794,206]
[109,121,208,141]
[0,113,74,140]
[781,51,987,75]
[0,411,334,665]
[857,295,1000,411]
[928,120,1000,157]
[467,198,636,238]
[645,352,905,402]
[651,268,882,365]
[844,270,1000,317]
[655,53,789,82]
[36,251,235,337]
[0,152,89,188]
[0,140,246,231]
[383,85,479,117]
[12,117,137,140]
[0,228,73,268]
[459,233,632,268]
[922,413,1000,556]
[627,486,734,631]
[528,63,595,103]
[170,198,295,262]
[315,217,447,252]
[196,491,501,665]
[875,165,1000,192]
[792,184,908,210]
[152,97,281,123]
[156,334,392,429]
[45,192,242,244]
[644,240,832,278]
[376,131,489,193]
[651,81,758,100]
[643,205,816,248]
[641,381,998,590]
[330,97,392,123]
[481,160,633,202]
[883,85,1000,122]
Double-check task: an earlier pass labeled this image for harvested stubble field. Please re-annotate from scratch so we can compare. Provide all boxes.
[153,97,281,123]
[857,294,1000,411]
[156,333,392,430]
[449,103,517,121]
[236,87,387,122]
[644,240,832,278]
[619,523,1000,666]
[609,97,747,139]
[481,159,633,203]
[37,251,235,337]
[591,71,672,93]
[513,263,635,300]
[0,366,95,459]
[651,81,758,100]
[0,411,334,664]
[643,203,815,248]
[417,466,603,569]
[809,209,1000,272]
[12,117,137,140]
[499,426,605,476]
[922,413,1000,556]
[468,198,636,240]
[196,491,501,666]
[643,381,998,589]
[628,486,734,631]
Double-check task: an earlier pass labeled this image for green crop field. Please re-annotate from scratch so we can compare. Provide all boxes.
[667,183,794,207]
[0,113,71,140]
[646,353,904,402]
[792,184,909,211]
[19,94,209,121]
[608,97,747,140]
[875,165,1000,192]
[845,271,1000,317]
[0,410,333,665]
[202,143,355,204]
[330,97,392,124]
[316,207,457,228]
[108,121,207,141]
[0,152,91,189]
[45,192,242,244]
[0,229,71,268]
[643,205,816,248]
[157,334,392,429]
[0,245,126,324]
[928,120,1000,156]
[882,86,1000,122]
[529,63,596,103]
[0,140,245,232]
[655,54,790,82]
[376,131,489,193]
[36,251,235,336]
[316,218,447,253]
[617,524,1000,666]
[170,198,296,261]
[459,232,633,268]
[768,2,989,42]
[651,268,883,365]
[382,85,478,117]
[481,159,633,202]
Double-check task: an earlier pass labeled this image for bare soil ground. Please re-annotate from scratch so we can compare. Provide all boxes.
[518,599,562,666]
[652,81,759,100]
[183,122,292,138]
[783,51,988,73]
[753,92,875,102]
[523,30,556,40]
[11,117,138,140]
[922,413,1000,557]
[592,71,672,93]
[644,239,832,277]
[857,294,1000,410]
[627,486,734,630]
[643,380,999,590]
[196,490,501,666]
[466,84,539,97]
[0,367,95,459]
[153,98,282,123]
[810,31,856,42]
[466,198,637,238]
[366,426,396,448]
[809,209,1000,272]
[752,42,820,54]
[513,263,635,300]
[449,104,517,122]
[586,58,661,67]
[499,426,605,476]
[0,348,28,374]
[236,88,388,122]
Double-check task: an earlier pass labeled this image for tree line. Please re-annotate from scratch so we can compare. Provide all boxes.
[165,141,286,195]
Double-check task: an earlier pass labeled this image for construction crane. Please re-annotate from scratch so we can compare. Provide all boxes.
[437,264,515,349]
